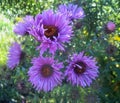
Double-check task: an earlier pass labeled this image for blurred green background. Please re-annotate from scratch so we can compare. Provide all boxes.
[0,0,120,103]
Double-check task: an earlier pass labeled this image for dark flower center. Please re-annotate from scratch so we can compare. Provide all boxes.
[44,25,58,40]
[74,61,86,75]
[41,64,53,77]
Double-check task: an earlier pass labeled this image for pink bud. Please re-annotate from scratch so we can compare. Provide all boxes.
[107,21,116,31]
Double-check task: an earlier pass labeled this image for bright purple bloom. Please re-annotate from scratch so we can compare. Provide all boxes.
[28,56,63,92]
[58,4,85,20]
[106,21,116,32]
[65,52,99,87]
[7,42,22,69]
[29,10,72,55]
[14,15,34,36]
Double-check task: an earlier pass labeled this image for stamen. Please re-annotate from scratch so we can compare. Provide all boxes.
[44,25,58,40]
[74,61,86,75]
[41,64,53,77]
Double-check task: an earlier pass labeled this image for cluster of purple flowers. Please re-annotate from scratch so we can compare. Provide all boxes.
[7,4,99,92]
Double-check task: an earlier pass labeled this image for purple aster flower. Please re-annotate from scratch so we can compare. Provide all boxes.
[29,10,72,55]
[58,4,85,20]
[28,56,63,92]
[65,52,99,87]
[7,42,22,69]
[14,15,34,36]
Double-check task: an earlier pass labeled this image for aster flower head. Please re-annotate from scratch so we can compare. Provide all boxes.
[65,52,99,87]
[29,10,72,55]
[28,56,63,92]
[105,21,116,34]
[14,15,34,36]
[58,4,85,20]
[7,42,23,69]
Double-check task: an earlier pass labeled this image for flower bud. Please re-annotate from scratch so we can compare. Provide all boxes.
[105,21,116,33]
[106,44,117,55]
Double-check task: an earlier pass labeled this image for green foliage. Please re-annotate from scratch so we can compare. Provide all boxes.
[0,0,120,103]
[0,14,16,67]
[0,0,73,18]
